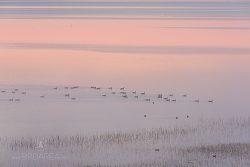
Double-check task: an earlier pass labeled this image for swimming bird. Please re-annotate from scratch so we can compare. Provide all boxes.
[144,115,147,118]
[164,97,170,102]
[145,98,150,102]
[71,97,76,100]
[182,94,187,97]
[21,92,26,95]
[169,94,174,97]
[108,87,112,90]
[187,115,189,118]
[176,117,178,119]
[111,92,116,94]
[53,87,58,90]
[120,91,126,94]
[120,87,125,90]
[40,96,45,98]
[65,94,70,97]
[155,148,160,152]
[141,92,146,95]
[194,100,200,103]
[71,86,79,89]
[208,100,214,103]
[132,91,136,94]
[157,94,163,98]
[134,96,139,99]
[172,99,177,102]
[102,94,107,97]
[122,95,128,98]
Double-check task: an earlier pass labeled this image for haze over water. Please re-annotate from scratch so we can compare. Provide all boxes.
[0,0,250,137]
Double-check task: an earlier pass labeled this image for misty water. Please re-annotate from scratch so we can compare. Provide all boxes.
[0,1,250,166]
[0,54,249,137]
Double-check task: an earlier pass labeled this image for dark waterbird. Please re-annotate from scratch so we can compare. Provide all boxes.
[122,95,128,98]
[164,97,170,102]
[71,86,79,89]
[157,94,163,98]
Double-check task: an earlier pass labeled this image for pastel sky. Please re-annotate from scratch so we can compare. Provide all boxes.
[0,0,249,95]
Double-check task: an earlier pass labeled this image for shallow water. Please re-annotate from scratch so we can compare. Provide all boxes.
[0,1,250,166]
[0,81,249,137]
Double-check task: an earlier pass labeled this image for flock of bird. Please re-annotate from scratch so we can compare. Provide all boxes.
[1,86,216,156]
[0,86,217,156]
[0,85,214,105]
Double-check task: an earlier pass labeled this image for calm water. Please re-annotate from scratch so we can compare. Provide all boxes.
[0,56,249,137]
[0,1,250,137]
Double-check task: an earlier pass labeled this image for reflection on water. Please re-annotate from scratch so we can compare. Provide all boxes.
[0,1,250,138]
[0,53,249,137]
[0,2,250,167]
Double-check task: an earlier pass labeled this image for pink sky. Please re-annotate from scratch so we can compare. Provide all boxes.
[0,18,249,91]
[0,19,250,47]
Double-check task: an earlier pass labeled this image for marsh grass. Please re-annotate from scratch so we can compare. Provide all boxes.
[1,118,250,167]
[6,127,196,151]
[184,143,250,157]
